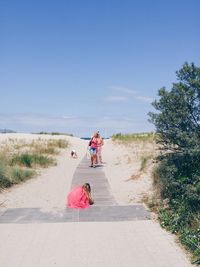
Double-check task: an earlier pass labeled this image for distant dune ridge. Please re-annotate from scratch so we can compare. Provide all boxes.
[0,129,16,133]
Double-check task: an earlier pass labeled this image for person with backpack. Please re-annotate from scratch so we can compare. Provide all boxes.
[88,132,98,167]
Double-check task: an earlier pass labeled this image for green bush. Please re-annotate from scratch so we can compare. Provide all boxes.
[10,153,55,168]
[0,139,62,190]
[153,153,200,263]
[11,167,35,183]
[149,63,200,263]
[0,163,12,188]
[155,153,200,210]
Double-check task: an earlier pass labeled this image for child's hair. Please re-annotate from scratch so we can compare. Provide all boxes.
[83,183,91,193]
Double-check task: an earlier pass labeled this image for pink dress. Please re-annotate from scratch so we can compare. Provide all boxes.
[67,186,90,209]
[97,138,103,156]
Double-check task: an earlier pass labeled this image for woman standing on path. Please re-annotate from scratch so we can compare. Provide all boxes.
[97,133,104,164]
[89,132,98,167]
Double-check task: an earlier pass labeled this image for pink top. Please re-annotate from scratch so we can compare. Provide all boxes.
[67,186,90,209]
[90,137,98,149]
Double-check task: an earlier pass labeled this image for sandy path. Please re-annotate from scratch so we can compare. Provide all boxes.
[0,134,87,212]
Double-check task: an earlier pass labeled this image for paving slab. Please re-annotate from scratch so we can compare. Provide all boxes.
[0,205,150,223]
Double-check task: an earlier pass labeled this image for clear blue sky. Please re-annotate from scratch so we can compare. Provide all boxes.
[1,0,200,136]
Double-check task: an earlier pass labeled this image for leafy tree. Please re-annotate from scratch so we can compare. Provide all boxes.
[149,63,200,263]
[149,62,200,154]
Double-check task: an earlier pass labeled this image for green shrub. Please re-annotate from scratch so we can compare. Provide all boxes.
[149,63,200,263]
[10,153,55,168]
[179,227,200,265]
[0,139,61,190]
[11,167,35,183]
[159,207,200,264]
[0,163,12,188]
[153,153,200,263]
[11,153,32,167]
[32,154,54,167]
[155,153,200,211]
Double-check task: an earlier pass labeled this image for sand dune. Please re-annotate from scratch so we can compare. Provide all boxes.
[103,138,157,204]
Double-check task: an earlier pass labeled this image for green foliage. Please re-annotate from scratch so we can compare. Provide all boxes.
[11,167,35,183]
[149,62,200,153]
[112,132,155,143]
[10,153,55,168]
[0,163,12,188]
[0,163,35,188]
[11,153,32,167]
[0,138,66,190]
[149,62,200,264]
[158,205,200,264]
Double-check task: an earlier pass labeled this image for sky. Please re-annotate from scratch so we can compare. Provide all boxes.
[0,0,200,137]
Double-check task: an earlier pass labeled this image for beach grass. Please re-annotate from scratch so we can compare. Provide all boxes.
[0,161,35,188]
[140,154,153,171]
[10,153,55,168]
[0,137,69,189]
[11,167,35,183]
[27,139,68,154]
[0,162,12,188]
[112,132,156,143]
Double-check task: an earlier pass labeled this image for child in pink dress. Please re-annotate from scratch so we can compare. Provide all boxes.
[67,183,94,209]
[97,134,104,164]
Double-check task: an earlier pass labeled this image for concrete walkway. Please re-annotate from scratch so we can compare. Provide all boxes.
[0,156,192,267]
